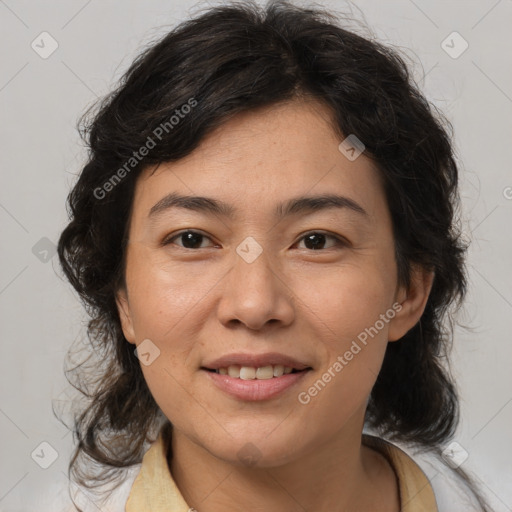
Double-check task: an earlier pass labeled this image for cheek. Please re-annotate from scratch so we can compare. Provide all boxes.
[124,243,218,339]
[138,359,201,438]
[292,259,396,344]
[294,274,393,428]
[124,247,221,421]
[290,257,396,408]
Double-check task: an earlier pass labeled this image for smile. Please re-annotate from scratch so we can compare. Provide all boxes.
[206,364,306,379]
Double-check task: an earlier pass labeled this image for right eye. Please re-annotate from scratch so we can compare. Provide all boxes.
[162,230,217,250]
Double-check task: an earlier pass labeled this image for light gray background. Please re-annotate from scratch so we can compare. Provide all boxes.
[0,0,511,510]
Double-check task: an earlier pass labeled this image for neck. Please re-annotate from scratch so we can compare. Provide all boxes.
[168,410,399,512]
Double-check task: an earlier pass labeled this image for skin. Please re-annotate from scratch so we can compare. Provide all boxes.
[116,98,434,512]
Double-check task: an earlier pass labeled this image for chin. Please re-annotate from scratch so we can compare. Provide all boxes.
[203,427,308,468]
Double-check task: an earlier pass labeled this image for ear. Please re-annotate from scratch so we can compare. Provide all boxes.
[387,265,434,342]
[116,287,136,345]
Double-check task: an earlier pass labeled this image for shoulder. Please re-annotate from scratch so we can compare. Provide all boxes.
[408,447,483,512]
[366,433,484,512]
[50,466,140,512]
[98,467,141,511]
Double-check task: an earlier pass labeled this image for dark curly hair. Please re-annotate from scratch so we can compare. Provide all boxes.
[56,0,489,510]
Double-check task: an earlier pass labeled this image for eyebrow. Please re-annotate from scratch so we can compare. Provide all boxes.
[148,192,368,221]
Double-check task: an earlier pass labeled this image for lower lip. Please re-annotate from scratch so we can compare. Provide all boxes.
[202,369,311,401]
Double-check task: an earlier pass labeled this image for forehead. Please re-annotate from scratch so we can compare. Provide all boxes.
[131,99,387,223]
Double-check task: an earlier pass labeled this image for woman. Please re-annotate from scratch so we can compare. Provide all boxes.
[57,1,490,510]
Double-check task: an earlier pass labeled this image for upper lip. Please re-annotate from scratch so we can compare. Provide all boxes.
[202,352,312,371]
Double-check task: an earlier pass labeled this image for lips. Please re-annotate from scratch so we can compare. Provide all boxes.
[202,352,312,371]
[203,366,311,401]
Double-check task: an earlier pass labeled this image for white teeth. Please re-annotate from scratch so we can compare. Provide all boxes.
[255,366,274,380]
[239,367,256,380]
[273,365,284,377]
[217,364,297,379]
[227,365,240,378]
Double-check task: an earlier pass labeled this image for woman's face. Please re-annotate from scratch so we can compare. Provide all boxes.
[117,99,431,466]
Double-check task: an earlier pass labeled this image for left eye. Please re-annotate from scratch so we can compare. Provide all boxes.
[294,232,345,251]
[163,230,345,251]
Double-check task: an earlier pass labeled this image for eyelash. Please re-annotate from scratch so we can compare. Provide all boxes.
[162,230,348,251]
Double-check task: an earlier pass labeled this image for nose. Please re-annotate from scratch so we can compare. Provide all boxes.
[216,245,295,331]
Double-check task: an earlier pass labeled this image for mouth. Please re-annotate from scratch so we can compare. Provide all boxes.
[201,364,312,380]
[201,364,313,401]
